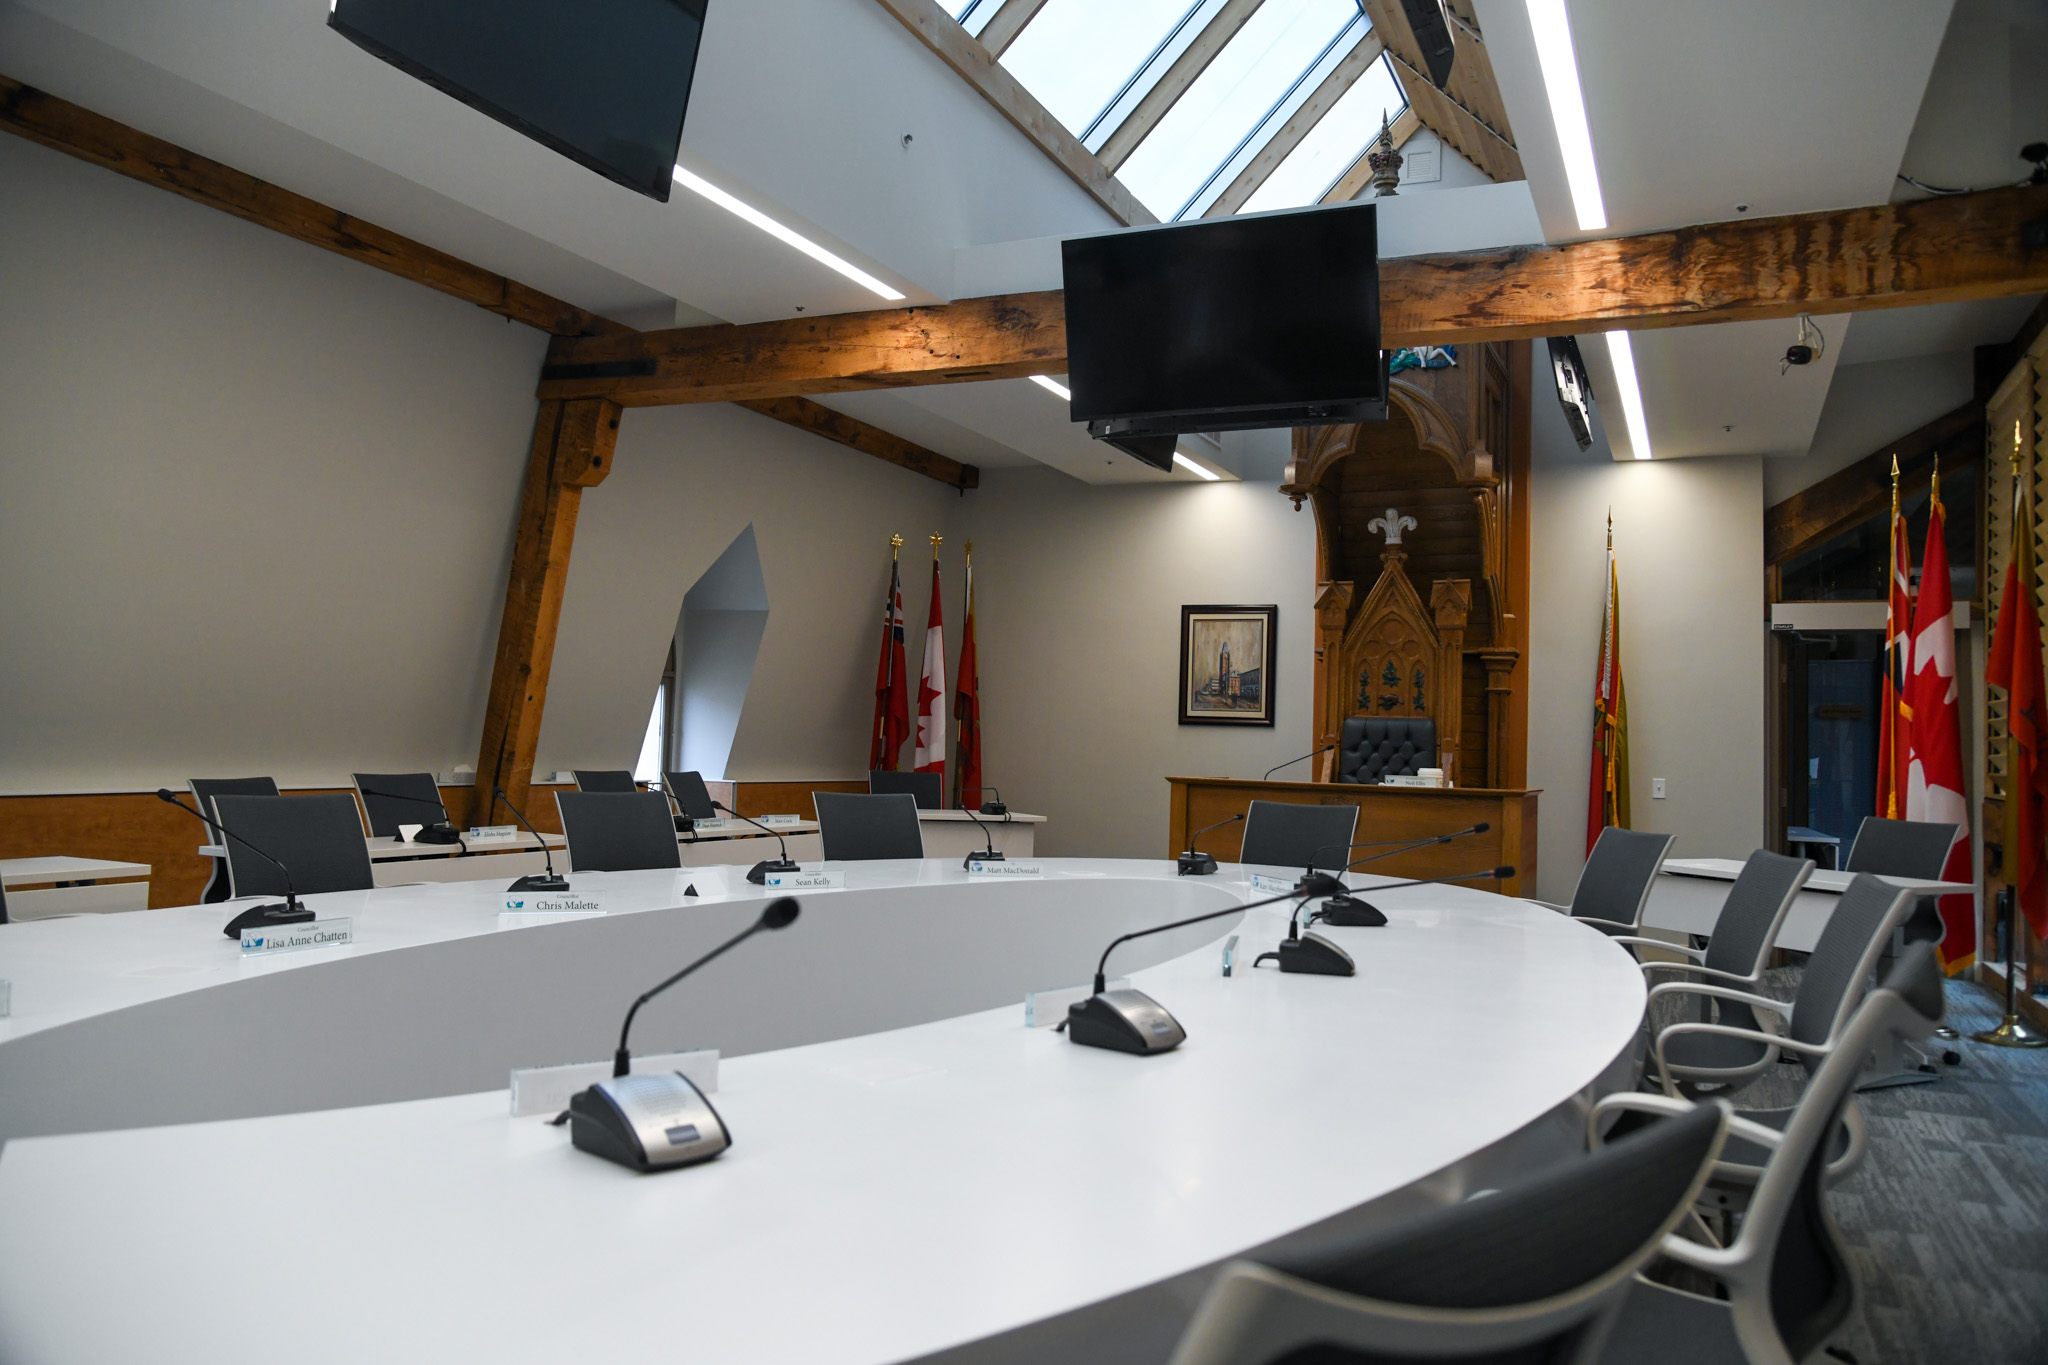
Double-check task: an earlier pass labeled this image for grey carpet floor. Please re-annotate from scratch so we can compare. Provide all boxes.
[1689,975,2048,1365]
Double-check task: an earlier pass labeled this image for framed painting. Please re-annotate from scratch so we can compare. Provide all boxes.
[1179,605,1278,727]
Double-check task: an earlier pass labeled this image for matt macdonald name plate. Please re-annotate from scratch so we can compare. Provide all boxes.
[967,861,1042,876]
[240,918,354,956]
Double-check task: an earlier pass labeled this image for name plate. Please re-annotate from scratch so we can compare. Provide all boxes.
[241,917,353,956]
[763,869,843,890]
[501,892,606,916]
[1381,774,1439,788]
[467,825,520,842]
[687,817,732,833]
[1248,873,1298,896]
[968,860,1042,876]
[760,814,803,826]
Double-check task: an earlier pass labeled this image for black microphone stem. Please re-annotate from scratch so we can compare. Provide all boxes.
[357,783,465,849]
[1336,824,1490,872]
[961,803,1002,868]
[1263,744,1335,782]
[491,785,562,883]
[616,924,763,1076]
[1093,878,1341,992]
[156,790,304,915]
[1184,812,1245,850]
[715,802,791,864]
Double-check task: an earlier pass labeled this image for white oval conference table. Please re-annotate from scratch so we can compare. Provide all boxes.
[0,859,1646,1365]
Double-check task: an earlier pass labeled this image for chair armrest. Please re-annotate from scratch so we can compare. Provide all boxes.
[1588,1092,1695,1147]
[1653,1022,1832,1095]
[1527,900,1571,914]
[1610,936,1707,960]
[1645,981,1790,1016]
[1641,962,1767,989]
[1572,915,1640,932]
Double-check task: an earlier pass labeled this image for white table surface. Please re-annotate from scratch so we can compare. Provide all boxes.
[1648,857,1971,953]
[0,862,1645,1365]
[1,856,150,885]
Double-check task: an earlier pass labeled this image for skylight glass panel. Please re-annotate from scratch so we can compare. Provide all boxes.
[954,0,996,38]
[1241,53,1406,214]
[1117,0,1361,220]
[1001,0,1203,143]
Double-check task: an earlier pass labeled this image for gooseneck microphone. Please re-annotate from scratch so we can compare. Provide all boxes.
[1263,745,1336,781]
[156,789,315,938]
[965,785,1008,816]
[356,782,463,846]
[564,898,801,1173]
[1178,812,1246,876]
[960,802,1005,869]
[1297,823,1492,887]
[491,785,568,892]
[714,801,799,884]
[1311,866,1517,928]
[1065,875,1345,1055]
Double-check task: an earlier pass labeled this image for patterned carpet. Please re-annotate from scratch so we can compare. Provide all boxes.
[1707,975,2048,1365]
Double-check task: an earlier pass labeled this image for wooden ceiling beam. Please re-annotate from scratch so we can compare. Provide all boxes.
[976,0,1050,57]
[1765,403,1983,566]
[540,185,2048,405]
[735,396,979,488]
[1357,0,1522,183]
[1098,0,1266,173]
[1205,30,1388,219]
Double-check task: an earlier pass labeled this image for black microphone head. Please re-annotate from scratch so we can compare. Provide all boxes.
[1298,872,1345,899]
[155,788,179,803]
[760,897,800,930]
[1494,866,1515,880]
[1472,822,1490,834]
[714,800,733,814]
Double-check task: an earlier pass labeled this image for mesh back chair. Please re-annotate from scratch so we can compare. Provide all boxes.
[1844,815,1959,947]
[1239,801,1361,873]
[1538,827,1676,938]
[1607,849,1812,1036]
[1168,1102,1730,1365]
[0,880,9,925]
[1592,945,1946,1365]
[816,792,925,861]
[554,792,683,873]
[1334,715,1437,785]
[662,770,718,821]
[189,776,281,903]
[869,769,943,810]
[210,794,375,899]
[1648,873,1916,1097]
[351,772,450,839]
[572,769,639,793]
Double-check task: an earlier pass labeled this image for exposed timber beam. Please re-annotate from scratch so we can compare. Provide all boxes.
[539,186,2048,406]
[734,397,979,488]
[871,0,1154,226]
[1765,404,1982,566]
[1357,0,1523,183]
[1098,0,1265,173]
[976,0,1049,57]
[1321,106,1421,204]
[1206,30,1387,219]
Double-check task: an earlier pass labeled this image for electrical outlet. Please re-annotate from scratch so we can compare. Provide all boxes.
[1652,778,1667,799]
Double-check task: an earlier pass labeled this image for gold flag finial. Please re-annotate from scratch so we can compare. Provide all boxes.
[1891,454,1900,515]
[1606,508,1612,551]
[1932,449,1940,501]
[929,532,943,559]
[2016,419,2026,475]
[890,533,903,559]
[964,540,973,562]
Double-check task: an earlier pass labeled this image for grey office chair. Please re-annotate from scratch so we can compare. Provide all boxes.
[815,792,924,861]
[1608,849,1812,1036]
[351,772,450,839]
[1843,814,1959,946]
[572,769,640,793]
[1538,826,1676,938]
[1648,873,1916,1097]
[869,769,943,810]
[554,792,682,873]
[1167,1102,1730,1365]
[1334,715,1436,785]
[0,879,9,925]
[210,794,375,899]
[1592,944,1947,1365]
[188,776,281,903]
[662,769,718,821]
[1239,800,1360,872]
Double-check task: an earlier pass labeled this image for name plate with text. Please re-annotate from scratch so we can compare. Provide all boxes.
[241,917,353,956]
[762,869,844,890]
[467,825,520,842]
[760,814,803,826]
[501,892,607,916]
[687,818,732,833]
[1380,775,1440,788]
[968,861,1042,877]
[1248,873,1298,896]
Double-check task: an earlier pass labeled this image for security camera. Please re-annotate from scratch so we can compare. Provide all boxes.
[1780,314,1825,375]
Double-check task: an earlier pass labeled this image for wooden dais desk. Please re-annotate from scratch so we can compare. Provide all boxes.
[1166,776,1539,897]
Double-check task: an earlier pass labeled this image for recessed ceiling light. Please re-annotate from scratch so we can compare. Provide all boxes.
[1604,331,1653,460]
[671,165,905,302]
[1525,0,1607,232]
[1029,375,1072,400]
[1173,451,1221,481]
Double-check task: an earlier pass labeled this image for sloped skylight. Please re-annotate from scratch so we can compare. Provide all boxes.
[1241,52,1406,213]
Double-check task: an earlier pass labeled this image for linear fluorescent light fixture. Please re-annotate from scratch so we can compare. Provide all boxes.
[1604,331,1652,460]
[1029,375,1072,400]
[1525,0,1606,232]
[671,165,904,301]
[1173,451,1220,481]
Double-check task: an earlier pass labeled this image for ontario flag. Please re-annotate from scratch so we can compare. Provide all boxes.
[869,551,910,772]
[913,554,947,784]
[1987,465,2048,943]
[1586,525,1631,856]
[1877,504,1913,819]
[953,549,983,809]
[1904,491,1975,972]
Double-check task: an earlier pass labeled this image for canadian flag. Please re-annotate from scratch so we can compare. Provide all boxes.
[913,556,947,784]
[1904,493,1974,972]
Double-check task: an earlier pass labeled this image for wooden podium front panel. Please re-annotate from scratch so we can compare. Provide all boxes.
[1166,777,1538,897]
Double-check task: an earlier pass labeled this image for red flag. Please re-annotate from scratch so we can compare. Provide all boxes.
[1987,468,2048,942]
[913,554,947,783]
[953,550,983,809]
[1586,522,1630,856]
[869,551,910,772]
[1877,506,1913,818]
[1904,495,1974,972]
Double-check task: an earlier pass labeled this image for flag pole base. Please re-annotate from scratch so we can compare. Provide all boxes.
[1970,1014,2048,1048]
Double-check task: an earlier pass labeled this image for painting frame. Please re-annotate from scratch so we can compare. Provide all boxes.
[1178,604,1278,727]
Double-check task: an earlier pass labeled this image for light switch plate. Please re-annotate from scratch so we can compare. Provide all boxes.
[1652,778,1667,799]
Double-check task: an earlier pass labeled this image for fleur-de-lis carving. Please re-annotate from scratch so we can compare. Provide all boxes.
[1366,507,1418,546]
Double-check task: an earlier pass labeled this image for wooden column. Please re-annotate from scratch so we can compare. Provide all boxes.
[474,398,619,820]
[1479,650,1517,788]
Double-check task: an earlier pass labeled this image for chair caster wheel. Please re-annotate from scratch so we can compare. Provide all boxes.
[1942,1050,1961,1066]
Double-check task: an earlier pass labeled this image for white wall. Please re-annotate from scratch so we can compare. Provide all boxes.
[0,132,547,792]
[1526,352,1767,902]
[958,468,1320,859]
[1762,352,1975,507]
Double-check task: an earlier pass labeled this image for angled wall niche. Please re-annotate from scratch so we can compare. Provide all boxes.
[676,525,769,780]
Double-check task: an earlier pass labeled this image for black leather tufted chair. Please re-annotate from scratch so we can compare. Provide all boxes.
[1336,716,1437,784]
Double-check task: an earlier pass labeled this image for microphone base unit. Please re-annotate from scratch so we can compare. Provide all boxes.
[674,816,696,838]
[1177,851,1219,876]
[962,850,1006,870]
[507,873,570,893]
[1260,932,1356,976]
[411,823,463,845]
[979,801,1009,816]
[567,1071,731,1172]
[746,858,800,885]
[221,901,316,939]
[1065,989,1187,1054]
[1318,895,1388,927]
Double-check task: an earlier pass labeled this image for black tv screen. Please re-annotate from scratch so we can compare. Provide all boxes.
[1061,203,1384,439]
[329,0,709,202]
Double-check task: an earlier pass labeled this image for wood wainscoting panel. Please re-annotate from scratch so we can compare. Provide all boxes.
[731,781,867,820]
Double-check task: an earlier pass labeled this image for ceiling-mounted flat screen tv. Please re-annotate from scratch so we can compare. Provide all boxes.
[1061,202,1385,462]
[329,0,709,202]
